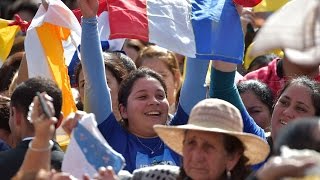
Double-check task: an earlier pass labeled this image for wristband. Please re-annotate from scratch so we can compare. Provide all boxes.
[28,140,54,152]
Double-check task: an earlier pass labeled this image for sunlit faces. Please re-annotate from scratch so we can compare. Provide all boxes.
[139,58,179,113]
[240,90,271,130]
[271,84,316,139]
[78,68,121,120]
[183,131,240,180]
[120,77,169,137]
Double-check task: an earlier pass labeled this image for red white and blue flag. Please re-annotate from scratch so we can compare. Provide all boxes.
[106,0,244,63]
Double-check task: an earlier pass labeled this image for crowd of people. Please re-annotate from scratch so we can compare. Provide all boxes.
[0,0,320,179]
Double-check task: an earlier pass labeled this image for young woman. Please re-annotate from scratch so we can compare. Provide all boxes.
[135,45,182,114]
[237,80,273,131]
[70,0,209,172]
[210,60,320,150]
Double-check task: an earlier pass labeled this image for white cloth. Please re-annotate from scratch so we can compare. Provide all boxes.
[251,0,320,65]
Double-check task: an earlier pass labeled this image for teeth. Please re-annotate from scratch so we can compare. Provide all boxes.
[280,120,287,125]
[146,111,160,115]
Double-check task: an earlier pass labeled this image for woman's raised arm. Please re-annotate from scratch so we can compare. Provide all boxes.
[80,0,112,124]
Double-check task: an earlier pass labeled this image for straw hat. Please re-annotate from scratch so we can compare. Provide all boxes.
[154,98,270,165]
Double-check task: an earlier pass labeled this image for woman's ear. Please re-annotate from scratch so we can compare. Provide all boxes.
[119,104,128,119]
[226,151,242,172]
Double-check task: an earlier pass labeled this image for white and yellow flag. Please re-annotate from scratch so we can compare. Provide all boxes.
[25,0,80,117]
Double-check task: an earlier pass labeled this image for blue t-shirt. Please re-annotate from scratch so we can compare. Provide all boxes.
[98,104,188,172]
[81,17,208,173]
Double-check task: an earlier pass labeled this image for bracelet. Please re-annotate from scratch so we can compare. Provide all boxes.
[28,140,54,152]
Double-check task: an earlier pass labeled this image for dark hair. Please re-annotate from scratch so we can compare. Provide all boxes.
[223,134,251,180]
[10,77,62,121]
[247,54,277,73]
[0,104,10,132]
[7,0,38,20]
[0,52,23,92]
[237,80,274,112]
[9,36,25,57]
[273,117,320,155]
[74,52,136,87]
[177,133,251,180]
[118,68,167,127]
[277,76,320,116]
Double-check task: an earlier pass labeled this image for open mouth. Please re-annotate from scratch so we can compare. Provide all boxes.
[279,119,287,125]
[145,111,161,117]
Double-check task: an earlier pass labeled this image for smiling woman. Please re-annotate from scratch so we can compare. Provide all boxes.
[271,76,320,140]
[65,0,209,173]
[210,60,320,160]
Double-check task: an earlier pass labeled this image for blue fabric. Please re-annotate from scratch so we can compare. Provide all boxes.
[191,0,244,63]
[98,106,188,172]
[74,122,125,173]
[209,68,266,140]
[81,17,111,124]
[68,47,81,86]
[81,17,208,172]
[0,139,10,152]
[180,58,209,115]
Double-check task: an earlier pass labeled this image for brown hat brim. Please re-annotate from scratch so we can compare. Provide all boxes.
[154,124,270,165]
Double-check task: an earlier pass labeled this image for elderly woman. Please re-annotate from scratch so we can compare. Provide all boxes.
[154,98,269,180]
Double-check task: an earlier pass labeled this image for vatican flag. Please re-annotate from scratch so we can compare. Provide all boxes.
[25,0,80,118]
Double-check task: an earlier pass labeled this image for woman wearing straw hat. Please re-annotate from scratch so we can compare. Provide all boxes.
[154,98,269,180]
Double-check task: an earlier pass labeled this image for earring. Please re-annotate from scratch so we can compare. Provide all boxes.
[227,170,231,180]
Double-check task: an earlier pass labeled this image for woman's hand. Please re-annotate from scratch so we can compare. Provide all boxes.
[82,166,118,180]
[77,0,99,18]
[62,111,86,135]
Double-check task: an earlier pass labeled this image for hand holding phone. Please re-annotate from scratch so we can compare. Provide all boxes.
[36,92,53,118]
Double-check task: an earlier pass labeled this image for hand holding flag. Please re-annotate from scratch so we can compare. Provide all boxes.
[78,0,99,18]
[0,14,29,66]
[25,0,80,119]
[62,113,125,178]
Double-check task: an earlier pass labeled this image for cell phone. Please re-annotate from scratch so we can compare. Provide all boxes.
[36,92,52,118]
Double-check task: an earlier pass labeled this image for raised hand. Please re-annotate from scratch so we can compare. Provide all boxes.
[27,92,57,141]
[62,111,86,135]
[77,0,99,18]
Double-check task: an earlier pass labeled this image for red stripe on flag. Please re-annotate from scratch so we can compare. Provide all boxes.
[107,0,148,42]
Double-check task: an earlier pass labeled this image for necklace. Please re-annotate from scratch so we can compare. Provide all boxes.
[136,136,163,154]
